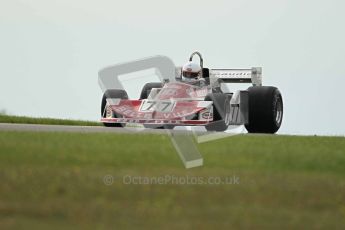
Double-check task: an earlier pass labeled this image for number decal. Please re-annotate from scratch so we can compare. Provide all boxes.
[140,101,174,112]
[160,102,172,112]
[146,101,156,110]
[141,101,156,111]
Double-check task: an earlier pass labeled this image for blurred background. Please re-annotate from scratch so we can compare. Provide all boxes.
[1,0,344,135]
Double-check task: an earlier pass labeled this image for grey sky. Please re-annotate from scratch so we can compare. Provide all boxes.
[1,0,344,135]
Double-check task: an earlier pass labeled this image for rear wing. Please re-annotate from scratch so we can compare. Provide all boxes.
[209,67,262,86]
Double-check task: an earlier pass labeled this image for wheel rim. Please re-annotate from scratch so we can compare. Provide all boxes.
[105,103,123,119]
[275,98,283,125]
[105,103,113,118]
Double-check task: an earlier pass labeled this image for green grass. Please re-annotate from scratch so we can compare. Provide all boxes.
[0,114,101,126]
[0,131,345,229]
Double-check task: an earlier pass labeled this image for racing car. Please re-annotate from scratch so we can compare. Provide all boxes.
[100,52,283,133]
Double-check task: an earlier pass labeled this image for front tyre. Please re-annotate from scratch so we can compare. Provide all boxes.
[101,89,128,127]
[245,86,283,134]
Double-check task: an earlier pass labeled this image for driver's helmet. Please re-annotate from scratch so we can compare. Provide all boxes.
[182,61,202,82]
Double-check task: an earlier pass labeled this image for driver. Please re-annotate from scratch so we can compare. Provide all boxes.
[181,61,207,87]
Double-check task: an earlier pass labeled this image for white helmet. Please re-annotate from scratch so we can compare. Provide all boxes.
[182,61,202,80]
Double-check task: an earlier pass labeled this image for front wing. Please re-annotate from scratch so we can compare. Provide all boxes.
[102,99,213,126]
[100,118,210,125]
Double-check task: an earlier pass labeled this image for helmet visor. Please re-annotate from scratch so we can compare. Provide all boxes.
[183,71,200,79]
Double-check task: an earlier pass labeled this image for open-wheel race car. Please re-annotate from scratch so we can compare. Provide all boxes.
[100,52,283,133]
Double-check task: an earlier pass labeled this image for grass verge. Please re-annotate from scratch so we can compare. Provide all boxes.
[0,114,101,126]
[0,131,345,229]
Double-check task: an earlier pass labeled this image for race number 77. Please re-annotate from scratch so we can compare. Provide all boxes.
[141,101,174,112]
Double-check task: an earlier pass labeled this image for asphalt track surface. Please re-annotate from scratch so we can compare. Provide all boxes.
[0,122,245,134]
[0,123,174,134]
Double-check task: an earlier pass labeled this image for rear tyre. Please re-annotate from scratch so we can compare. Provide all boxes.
[205,93,230,132]
[101,89,128,127]
[139,82,163,100]
[245,86,283,133]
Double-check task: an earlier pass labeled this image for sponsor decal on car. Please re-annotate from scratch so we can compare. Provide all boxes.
[116,118,183,124]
